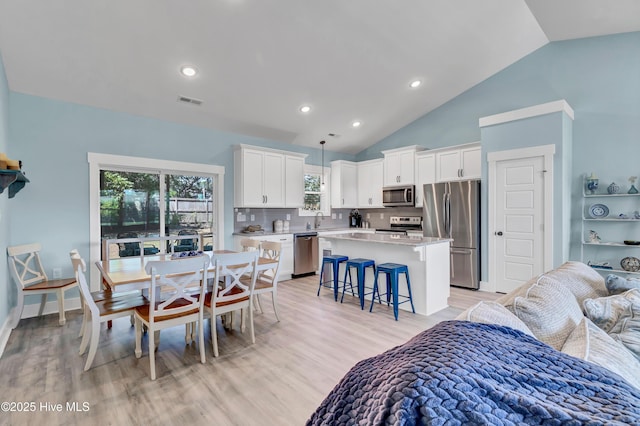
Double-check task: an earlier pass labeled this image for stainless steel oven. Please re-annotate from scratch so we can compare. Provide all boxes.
[382,185,415,207]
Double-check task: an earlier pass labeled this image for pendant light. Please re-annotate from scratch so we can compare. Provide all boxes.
[320,140,326,191]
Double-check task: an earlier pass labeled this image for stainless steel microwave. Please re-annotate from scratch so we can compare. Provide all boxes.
[382,185,415,207]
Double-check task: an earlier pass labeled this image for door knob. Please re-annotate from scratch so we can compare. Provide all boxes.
[495,231,503,236]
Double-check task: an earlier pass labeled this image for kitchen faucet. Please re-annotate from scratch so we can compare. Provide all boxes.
[314,211,324,229]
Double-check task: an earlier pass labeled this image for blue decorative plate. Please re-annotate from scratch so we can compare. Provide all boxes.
[589,203,609,218]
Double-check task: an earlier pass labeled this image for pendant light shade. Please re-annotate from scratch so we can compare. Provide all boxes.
[320,140,326,190]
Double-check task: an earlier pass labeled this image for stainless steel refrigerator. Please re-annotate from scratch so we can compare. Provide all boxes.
[423,180,480,289]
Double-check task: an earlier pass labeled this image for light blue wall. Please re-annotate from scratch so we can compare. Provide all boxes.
[357,31,640,280]
[0,51,11,326]
[7,94,356,285]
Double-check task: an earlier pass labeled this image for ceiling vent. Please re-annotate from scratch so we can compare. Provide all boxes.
[177,95,203,106]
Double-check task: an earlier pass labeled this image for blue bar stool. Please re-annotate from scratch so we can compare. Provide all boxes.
[341,258,376,309]
[318,255,349,301]
[370,263,415,320]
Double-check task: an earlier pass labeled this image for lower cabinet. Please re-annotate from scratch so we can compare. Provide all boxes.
[233,234,294,280]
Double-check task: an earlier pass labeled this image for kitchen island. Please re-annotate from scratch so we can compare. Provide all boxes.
[319,232,451,316]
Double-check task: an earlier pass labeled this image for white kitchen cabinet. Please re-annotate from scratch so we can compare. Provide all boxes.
[357,159,384,208]
[234,145,307,208]
[284,155,305,207]
[435,143,481,182]
[233,234,294,280]
[331,160,358,209]
[381,145,423,186]
[414,152,436,207]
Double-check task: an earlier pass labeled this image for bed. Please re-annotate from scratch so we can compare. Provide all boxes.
[307,321,640,425]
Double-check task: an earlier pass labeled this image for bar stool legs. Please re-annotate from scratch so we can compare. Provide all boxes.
[318,255,349,301]
[370,263,415,320]
[341,258,376,309]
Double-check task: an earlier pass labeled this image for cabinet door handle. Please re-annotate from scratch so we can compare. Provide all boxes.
[342,198,344,205]
[265,195,268,203]
[460,169,464,177]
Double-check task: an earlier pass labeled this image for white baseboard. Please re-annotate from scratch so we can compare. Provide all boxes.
[0,297,82,358]
[478,280,496,293]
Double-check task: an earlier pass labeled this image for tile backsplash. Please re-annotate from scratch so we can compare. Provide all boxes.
[233,207,423,233]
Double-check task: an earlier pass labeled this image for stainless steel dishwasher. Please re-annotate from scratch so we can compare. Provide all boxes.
[292,232,319,278]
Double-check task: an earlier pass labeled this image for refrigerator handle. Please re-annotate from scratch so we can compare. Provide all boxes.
[443,192,451,237]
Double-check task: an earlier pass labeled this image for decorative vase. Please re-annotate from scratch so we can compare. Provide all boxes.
[629,185,639,194]
[586,177,599,194]
[607,182,620,194]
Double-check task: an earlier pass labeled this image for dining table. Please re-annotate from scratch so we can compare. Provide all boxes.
[98,249,279,291]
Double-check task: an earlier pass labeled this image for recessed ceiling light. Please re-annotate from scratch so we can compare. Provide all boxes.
[352,121,361,128]
[409,79,422,88]
[300,105,311,113]
[180,66,198,77]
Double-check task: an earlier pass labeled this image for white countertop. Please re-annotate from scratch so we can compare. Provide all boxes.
[319,232,451,247]
[232,227,365,237]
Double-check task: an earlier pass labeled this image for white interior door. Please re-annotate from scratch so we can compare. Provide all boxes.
[493,155,546,293]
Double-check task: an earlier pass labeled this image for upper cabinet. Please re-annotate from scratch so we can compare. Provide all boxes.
[331,160,358,209]
[234,145,307,208]
[284,155,305,208]
[414,152,436,208]
[381,146,423,186]
[357,159,384,208]
[435,143,481,182]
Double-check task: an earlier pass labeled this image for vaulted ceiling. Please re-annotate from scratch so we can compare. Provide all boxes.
[0,0,638,154]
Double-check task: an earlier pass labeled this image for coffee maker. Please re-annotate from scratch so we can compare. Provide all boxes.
[349,209,362,228]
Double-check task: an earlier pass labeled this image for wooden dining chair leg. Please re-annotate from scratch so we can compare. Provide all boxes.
[38,294,48,317]
[56,288,66,325]
[134,319,143,359]
[84,318,101,371]
[149,329,157,381]
[248,305,255,344]
[79,313,91,356]
[254,295,264,313]
[271,291,280,322]
[198,318,206,364]
[11,292,25,329]
[211,317,219,357]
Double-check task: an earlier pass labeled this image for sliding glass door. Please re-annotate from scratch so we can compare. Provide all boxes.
[99,169,216,258]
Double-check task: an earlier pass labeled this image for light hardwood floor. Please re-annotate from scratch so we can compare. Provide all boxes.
[0,276,500,426]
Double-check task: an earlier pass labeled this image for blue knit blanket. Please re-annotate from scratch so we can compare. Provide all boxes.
[307,321,640,425]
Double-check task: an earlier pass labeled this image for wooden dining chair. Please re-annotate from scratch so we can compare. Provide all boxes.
[133,255,210,380]
[71,253,148,371]
[251,241,282,322]
[240,238,261,252]
[7,243,78,329]
[207,251,259,357]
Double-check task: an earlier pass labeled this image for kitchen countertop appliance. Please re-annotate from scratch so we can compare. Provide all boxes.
[293,232,319,278]
[375,216,422,236]
[349,209,362,228]
[382,185,415,207]
[423,180,480,289]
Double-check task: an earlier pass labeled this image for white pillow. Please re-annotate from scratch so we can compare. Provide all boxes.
[512,276,584,350]
[546,261,607,305]
[456,301,534,337]
[561,317,640,390]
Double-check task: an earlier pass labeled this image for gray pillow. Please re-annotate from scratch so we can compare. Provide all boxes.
[605,274,640,295]
[583,289,640,361]
[562,316,640,390]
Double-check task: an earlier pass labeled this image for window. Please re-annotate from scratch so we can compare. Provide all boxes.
[89,153,225,290]
[299,164,330,216]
